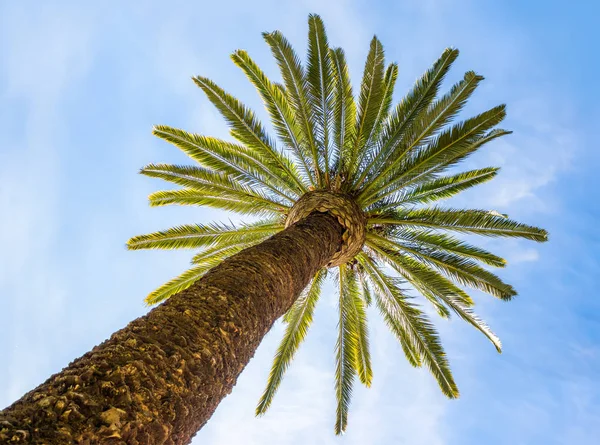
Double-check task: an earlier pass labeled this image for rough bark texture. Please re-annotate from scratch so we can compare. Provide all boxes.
[285,191,366,267]
[0,212,343,445]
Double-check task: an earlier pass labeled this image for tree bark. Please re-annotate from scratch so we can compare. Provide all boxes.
[0,212,343,445]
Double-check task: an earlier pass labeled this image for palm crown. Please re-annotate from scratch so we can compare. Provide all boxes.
[127,14,547,434]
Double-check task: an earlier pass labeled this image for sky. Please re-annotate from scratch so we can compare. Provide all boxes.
[1,0,599,444]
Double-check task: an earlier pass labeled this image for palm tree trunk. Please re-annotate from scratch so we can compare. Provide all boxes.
[0,212,343,445]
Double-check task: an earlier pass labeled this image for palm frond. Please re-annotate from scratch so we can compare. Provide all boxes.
[363,105,506,203]
[352,62,398,180]
[263,31,321,185]
[381,167,499,206]
[368,207,548,241]
[353,48,459,189]
[359,70,483,201]
[152,125,295,202]
[148,241,271,305]
[357,253,420,366]
[358,254,459,397]
[193,76,307,194]
[144,264,213,305]
[367,232,515,299]
[329,47,356,181]
[396,105,506,186]
[147,189,283,216]
[190,226,280,265]
[367,237,460,317]
[335,265,358,435]
[345,267,372,387]
[345,36,385,185]
[431,128,512,173]
[256,269,327,415]
[231,50,315,186]
[127,220,282,251]
[190,244,246,266]
[307,14,334,182]
[141,163,290,208]
[358,271,373,306]
[371,240,502,350]
[385,228,506,267]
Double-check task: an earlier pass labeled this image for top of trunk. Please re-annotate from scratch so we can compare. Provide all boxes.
[285,191,366,267]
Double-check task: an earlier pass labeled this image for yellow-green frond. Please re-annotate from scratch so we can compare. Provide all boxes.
[367,232,516,300]
[145,264,212,305]
[152,125,296,202]
[256,269,327,415]
[353,48,459,190]
[335,265,357,435]
[329,47,356,179]
[193,75,307,194]
[358,254,459,397]
[384,167,500,206]
[384,228,506,268]
[344,267,372,387]
[362,105,506,204]
[346,36,385,185]
[368,207,548,241]
[127,220,282,251]
[307,14,334,181]
[359,70,484,202]
[263,31,321,186]
[147,189,284,216]
[231,50,315,186]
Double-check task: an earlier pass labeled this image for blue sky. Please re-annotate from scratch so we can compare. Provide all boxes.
[1,0,599,444]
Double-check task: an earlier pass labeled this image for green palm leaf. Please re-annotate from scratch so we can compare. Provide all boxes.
[385,228,506,268]
[152,125,295,202]
[307,14,334,182]
[127,220,282,251]
[193,76,306,194]
[256,269,327,415]
[358,270,373,306]
[143,263,216,305]
[352,62,398,181]
[353,48,459,189]
[358,254,458,397]
[359,70,484,202]
[382,167,500,206]
[368,207,548,241]
[263,31,321,185]
[367,237,459,317]
[357,253,421,366]
[368,232,515,299]
[231,50,315,186]
[147,189,283,216]
[335,265,358,434]
[346,36,385,185]
[365,243,501,350]
[363,105,507,204]
[329,47,356,180]
[345,267,372,387]
[141,163,290,210]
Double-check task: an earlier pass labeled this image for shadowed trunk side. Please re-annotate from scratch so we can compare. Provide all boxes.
[0,212,343,445]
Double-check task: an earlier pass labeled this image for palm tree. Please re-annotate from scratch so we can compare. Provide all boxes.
[0,14,546,444]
